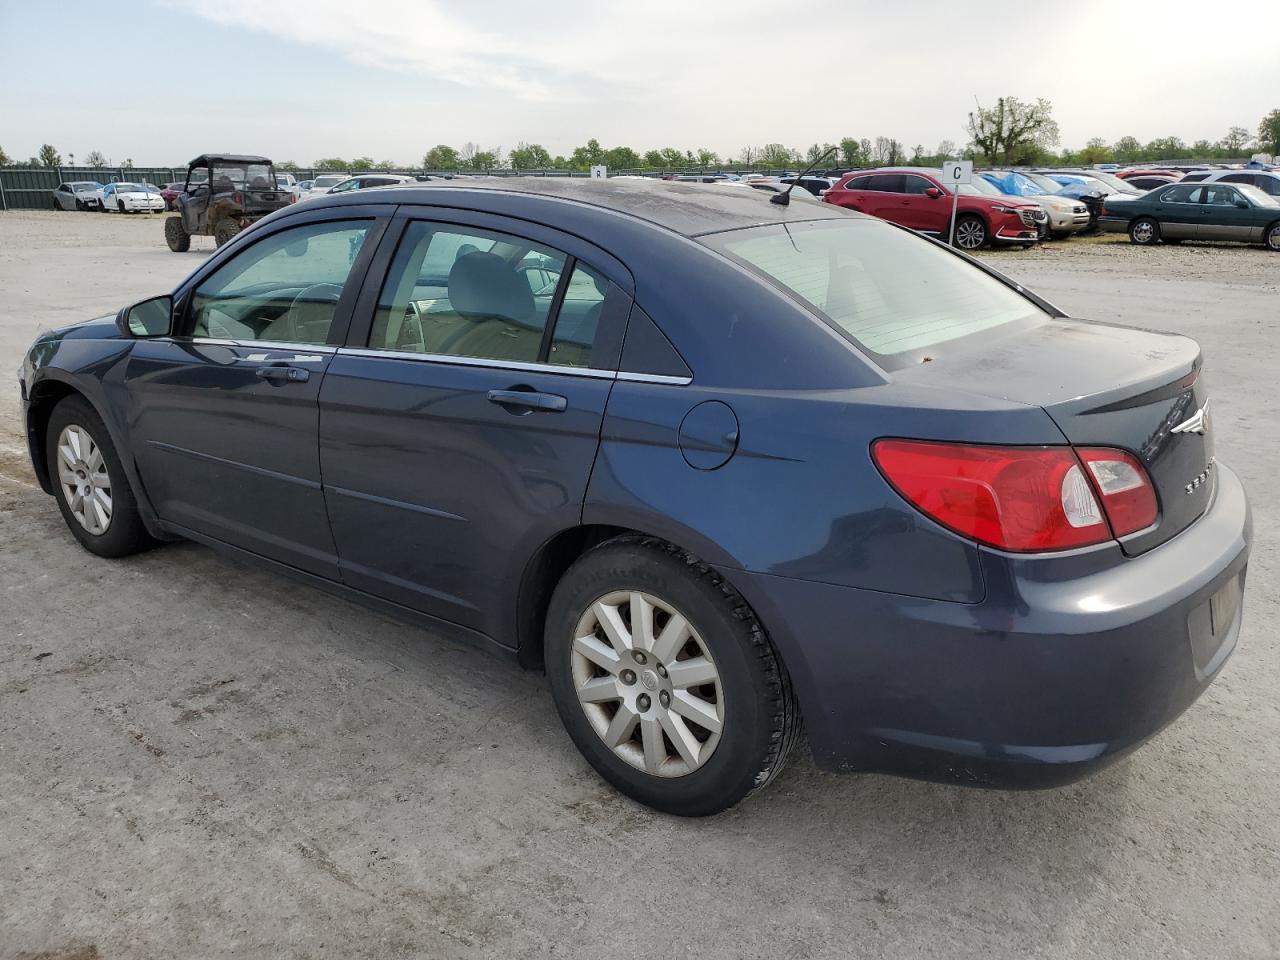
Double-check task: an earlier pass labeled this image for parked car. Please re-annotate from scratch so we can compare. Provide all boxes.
[292,179,314,202]
[980,171,1092,238]
[1177,169,1280,199]
[1117,169,1184,181]
[159,182,186,212]
[1101,181,1280,249]
[101,182,165,214]
[51,181,105,211]
[22,179,1249,815]
[823,167,1045,249]
[778,175,836,197]
[1121,174,1181,192]
[296,173,352,201]
[1048,170,1145,198]
[275,173,298,192]
[323,174,417,195]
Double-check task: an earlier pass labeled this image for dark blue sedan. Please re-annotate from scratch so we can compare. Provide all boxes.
[18,179,1251,815]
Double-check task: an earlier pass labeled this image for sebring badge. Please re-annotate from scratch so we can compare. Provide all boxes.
[1171,400,1210,436]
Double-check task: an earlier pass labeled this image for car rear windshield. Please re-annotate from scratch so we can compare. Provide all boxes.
[700,219,1045,362]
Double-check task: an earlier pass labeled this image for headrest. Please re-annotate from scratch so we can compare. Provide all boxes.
[448,251,534,322]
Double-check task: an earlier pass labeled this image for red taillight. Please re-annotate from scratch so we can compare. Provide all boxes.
[1076,447,1158,535]
[872,440,1158,552]
[233,191,242,205]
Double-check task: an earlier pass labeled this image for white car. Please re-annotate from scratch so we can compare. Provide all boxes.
[101,182,166,214]
[296,174,351,202]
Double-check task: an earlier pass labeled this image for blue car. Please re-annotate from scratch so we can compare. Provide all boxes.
[18,180,1250,815]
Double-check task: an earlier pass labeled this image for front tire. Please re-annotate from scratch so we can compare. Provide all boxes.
[545,537,800,816]
[118,200,126,214]
[165,215,191,252]
[1129,217,1160,245]
[45,396,155,558]
[952,214,987,250]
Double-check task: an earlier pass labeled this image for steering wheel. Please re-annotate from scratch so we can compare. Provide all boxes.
[276,283,343,343]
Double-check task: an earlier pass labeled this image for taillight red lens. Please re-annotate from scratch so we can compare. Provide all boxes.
[1076,447,1158,535]
[873,439,1159,552]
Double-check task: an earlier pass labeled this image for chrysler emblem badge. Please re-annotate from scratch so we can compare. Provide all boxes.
[1171,400,1210,436]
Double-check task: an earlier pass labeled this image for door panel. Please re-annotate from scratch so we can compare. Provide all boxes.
[318,355,612,633]
[123,216,384,577]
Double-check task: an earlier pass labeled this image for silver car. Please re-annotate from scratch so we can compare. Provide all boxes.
[51,181,104,211]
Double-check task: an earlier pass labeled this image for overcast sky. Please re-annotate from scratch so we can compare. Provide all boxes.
[3,0,1278,166]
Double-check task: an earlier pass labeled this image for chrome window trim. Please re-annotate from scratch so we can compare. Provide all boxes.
[336,347,693,385]
[175,337,339,354]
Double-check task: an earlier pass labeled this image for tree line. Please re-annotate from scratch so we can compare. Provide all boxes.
[4,105,1277,174]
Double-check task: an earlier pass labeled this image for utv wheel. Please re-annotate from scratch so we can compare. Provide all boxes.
[545,536,801,817]
[214,218,241,247]
[1266,222,1280,251]
[164,215,191,252]
[952,214,987,250]
[45,396,156,558]
[1129,217,1160,245]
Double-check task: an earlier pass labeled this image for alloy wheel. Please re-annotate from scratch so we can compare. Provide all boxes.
[570,590,724,778]
[1132,220,1155,244]
[1268,225,1280,251]
[56,424,112,535]
[956,219,985,249]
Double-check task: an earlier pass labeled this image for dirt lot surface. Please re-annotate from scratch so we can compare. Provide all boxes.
[1,211,1277,959]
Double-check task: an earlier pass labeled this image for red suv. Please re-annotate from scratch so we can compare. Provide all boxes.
[822,167,1044,249]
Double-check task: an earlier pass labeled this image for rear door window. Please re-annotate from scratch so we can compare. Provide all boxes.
[865,174,906,193]
[1158,185,1200,204]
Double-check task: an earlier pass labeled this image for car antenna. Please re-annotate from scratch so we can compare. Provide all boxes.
[771,146,838,205]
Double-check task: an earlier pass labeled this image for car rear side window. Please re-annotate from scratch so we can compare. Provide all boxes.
[368,221,574,365]
[701,219,1045,361]
[190,220,371,344]
[1159,185,1200,203]
[864,174,905,193]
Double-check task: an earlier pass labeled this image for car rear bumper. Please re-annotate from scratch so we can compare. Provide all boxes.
[1099,216,1131,234]
[725,462,1251,788]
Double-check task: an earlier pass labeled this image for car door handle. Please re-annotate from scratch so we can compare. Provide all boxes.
[255,364,310,383]
[487,388,567,413]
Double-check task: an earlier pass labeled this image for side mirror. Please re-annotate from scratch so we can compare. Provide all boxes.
[925,187,943,199]
[118,294,173,338]
[1235,199,1249,209]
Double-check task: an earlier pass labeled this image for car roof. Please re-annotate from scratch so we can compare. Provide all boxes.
[189,154,272,165]
[328,176,853,237]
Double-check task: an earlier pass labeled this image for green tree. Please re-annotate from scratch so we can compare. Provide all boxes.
[759,143,796,166]
[570,139,606,168]
[0,144,9,166]
[1220,126,1252,155]
[509,142,552,169]
[1112,136,1142,162]
[423,145,459,170]
[84,150,109,168]
[604,146,642,169]
[739,145,759,166]
[1191,139,1216,157]
[1145,136,1188,160]
[313,158,348,171]
[38,143,62,167]
[1258,109,1280,155]
[643,149,665,167]
[276,160,300,172]
[966,97,1058,164]
[695,147,720,167]
[935,139,957,161]
[659,147,687,167]
[349,156,375,172]
[838,137,868,166]
[1074,137,1114,165]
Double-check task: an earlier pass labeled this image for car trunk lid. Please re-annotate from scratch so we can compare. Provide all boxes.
[893,318,1213,555]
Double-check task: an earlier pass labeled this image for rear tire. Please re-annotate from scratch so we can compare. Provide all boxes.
[164,215,191,252]
[545,536,801,817]
[952,214,987,250]
[45,396,156,558]
[1129,217,1160,245]
[1266,221,1280,252]
[214,217,241,247]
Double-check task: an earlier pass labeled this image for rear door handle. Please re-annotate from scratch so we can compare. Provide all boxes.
[487,388,567,413]
[256,365,310,383]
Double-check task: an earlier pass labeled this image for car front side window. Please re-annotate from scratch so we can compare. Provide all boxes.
[189,220,371,345]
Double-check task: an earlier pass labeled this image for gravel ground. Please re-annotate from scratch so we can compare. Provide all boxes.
[1,211,1277,960]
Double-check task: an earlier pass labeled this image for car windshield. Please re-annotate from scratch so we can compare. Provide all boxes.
[1237,184,1279,206]
[1023,172,1066,193]
[700,219,1045,361]
[1081,171,1141,194]
[72,183,100,192]
[314,175,346,188]
[115,183,143,192]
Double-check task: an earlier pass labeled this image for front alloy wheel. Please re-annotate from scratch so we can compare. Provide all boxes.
[56,424,112,535]
[953,215,987,250]
[571,590,724,777]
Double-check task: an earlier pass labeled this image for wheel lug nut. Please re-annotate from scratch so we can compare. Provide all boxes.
[620,669,636,685]
[659,691,670,708]
[637,694,651,712]
[633,651,647,665]
[656,664,667,678]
